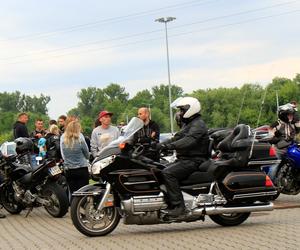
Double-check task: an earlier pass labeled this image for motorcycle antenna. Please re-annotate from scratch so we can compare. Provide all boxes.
[249,86,268,158]
[236,89,247,125]
[276,90,279,111]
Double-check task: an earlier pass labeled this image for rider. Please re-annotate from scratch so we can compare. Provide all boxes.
[156,97,209,217]
[270,103,300,157]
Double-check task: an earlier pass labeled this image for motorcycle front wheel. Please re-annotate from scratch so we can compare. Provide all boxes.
[0,184,24,214]
[42,182,69,218]
[209,212,250,226]
[275,164,300,195]
[71,195,120,237]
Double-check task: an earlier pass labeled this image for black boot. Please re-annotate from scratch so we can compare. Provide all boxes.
[162,204,186,217]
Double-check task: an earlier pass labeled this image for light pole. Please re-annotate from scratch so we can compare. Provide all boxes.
[155,17,176,134]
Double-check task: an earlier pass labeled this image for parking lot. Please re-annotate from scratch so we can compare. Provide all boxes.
[0,194,300,250]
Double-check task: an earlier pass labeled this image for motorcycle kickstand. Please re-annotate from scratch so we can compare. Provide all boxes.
[25,207,33,218]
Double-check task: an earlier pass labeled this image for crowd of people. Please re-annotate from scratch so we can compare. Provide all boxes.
[0,107,161,218]
[1,98,300,219]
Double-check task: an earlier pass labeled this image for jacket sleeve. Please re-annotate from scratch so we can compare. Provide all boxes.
[90,129,98,158]
[60,135,65,160]
[168,122,207,150]
[15,125,29,138]
[152,122,160,142]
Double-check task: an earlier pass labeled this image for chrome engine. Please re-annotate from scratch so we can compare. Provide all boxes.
[122,193,168,214]
[121,193,167,225]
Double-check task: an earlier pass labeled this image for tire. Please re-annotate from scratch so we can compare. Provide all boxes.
[270,191,281,201]
[71,196,120,237]
[42,182,69,218]
[56,175,70,201]
[275,164,300,195]
[0,184,24,214]
[209,212,250,227]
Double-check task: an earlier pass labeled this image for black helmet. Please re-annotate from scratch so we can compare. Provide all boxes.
[14,138,33,154]
[278,104,294,123]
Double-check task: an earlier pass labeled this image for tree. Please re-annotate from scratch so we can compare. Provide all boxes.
[104,83,129,103]
[129,90,153,108]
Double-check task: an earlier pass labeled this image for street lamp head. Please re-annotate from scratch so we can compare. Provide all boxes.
[155,17,176,23]
[166,17,176,22]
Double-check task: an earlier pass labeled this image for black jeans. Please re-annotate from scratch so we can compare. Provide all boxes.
[162,159,204,207]
[65,167,89,194]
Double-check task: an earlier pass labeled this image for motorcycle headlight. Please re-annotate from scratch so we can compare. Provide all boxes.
[91,155,115,175]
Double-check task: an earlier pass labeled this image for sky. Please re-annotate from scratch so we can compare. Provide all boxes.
[0,0,300,119]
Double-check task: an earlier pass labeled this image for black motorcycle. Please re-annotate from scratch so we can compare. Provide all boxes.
[70,117,277,237]
[0,152,69,218]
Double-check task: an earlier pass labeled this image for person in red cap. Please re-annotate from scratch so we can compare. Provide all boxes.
[90,111,120,158]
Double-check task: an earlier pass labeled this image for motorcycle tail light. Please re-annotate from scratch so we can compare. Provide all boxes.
[269,146,277,157]
[265,175,273,187]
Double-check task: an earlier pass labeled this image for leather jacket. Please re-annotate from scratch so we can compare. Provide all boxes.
[166,114,209,161]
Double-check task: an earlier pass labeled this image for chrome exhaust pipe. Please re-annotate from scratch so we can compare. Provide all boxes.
[192,202,274,216]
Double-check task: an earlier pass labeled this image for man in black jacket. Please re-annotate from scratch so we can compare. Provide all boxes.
[157,97,209,217]
[13,113,29,139]
[134,107,160,161]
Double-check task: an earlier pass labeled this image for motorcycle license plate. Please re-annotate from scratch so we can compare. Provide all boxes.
[49,165,62,176]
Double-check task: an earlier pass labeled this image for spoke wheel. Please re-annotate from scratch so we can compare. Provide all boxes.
[0,184,24,214]
[42,182,69,218]
[71,196,120,237]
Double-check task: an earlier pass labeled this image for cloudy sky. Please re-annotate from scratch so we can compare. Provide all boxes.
[0,0,300,119]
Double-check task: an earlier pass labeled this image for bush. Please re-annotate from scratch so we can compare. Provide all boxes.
[0,132,13,144]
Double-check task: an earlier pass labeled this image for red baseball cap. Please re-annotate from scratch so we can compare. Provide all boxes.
[99,111,113,119]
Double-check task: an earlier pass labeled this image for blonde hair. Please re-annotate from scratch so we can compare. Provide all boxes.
[64,121,81,148]
[49,124,59,135]
[65,115,79,128]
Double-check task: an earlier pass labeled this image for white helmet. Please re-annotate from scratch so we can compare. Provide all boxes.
[173,97,201,118]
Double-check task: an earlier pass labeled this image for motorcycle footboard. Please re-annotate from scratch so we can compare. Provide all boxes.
[221,171,277,201]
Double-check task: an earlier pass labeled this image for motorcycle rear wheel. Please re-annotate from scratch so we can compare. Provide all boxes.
[0,184,24,214]
[42,182,69,218]
[209,212,250,226]
[71,196,120,237]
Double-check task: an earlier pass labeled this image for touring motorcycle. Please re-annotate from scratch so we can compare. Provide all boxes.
[70,117,277,237]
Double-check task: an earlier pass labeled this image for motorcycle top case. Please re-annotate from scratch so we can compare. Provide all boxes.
[249,141,278,161]
[222,170,276,199]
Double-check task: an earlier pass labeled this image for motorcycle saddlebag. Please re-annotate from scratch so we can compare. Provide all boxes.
[222,170,277,201]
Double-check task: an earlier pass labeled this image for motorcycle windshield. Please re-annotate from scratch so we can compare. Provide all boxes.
[96,117,144,159]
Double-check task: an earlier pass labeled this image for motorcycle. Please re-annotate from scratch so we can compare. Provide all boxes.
[0,152,69,218]
[262,142,300,196]
[70,117,277,237]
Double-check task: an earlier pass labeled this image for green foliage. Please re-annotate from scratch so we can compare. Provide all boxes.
[0,91,51,142]
[0,91,50,114]
[1,75,300,139]
[0,132,13,144]
[70,77,300,133]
